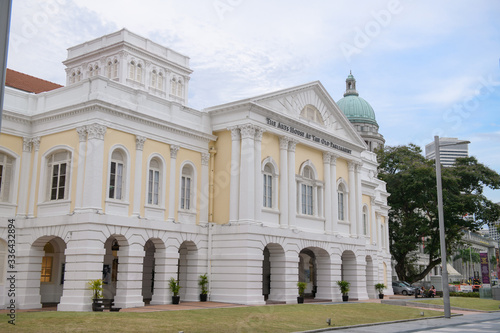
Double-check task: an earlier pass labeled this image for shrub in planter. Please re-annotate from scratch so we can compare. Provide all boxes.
[297,282,307,304]
[199,274,209,302]
[337,280,350,302]
[169,277,181,304]
[375,283,386,299]
[87,279,104,311]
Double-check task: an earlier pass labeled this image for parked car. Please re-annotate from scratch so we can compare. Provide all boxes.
[392,281,415,295]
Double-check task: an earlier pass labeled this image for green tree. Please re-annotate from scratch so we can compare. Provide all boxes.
[377,144,500,283]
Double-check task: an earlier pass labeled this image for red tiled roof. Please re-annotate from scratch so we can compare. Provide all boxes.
[5,68,63,94]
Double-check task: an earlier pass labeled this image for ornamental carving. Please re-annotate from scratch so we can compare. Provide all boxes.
[288,139,297,152]
[239,124,255,139]
[254,127,264,141]
[279,136,290,150]
[23,137,32,152]
[76,126,87,142]
[323,152,331,164]
[170,145,180,159]
[330,154,338,166]
[201,153,210,166]
[86,124,107,140]
[31,137,41,151]
[136,136,147,151]
[229,127,240,141]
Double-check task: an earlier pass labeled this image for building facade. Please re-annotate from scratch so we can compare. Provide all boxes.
[0,29,391,311]
[425,137,469,168]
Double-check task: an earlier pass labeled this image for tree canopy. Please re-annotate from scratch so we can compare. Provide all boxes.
[376,144,500,283]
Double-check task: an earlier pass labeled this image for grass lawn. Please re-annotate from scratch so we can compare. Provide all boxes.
[414,297,500,311]
[0,303,443,333]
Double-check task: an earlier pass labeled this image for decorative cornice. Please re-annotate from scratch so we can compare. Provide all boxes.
[201,153,210,166]
[170,145,180,159]
[136,135,147,151]
[86,123,107,140]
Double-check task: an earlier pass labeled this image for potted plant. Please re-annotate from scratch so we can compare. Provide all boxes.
[337,280,350,302]
[297,281,307,304]
[375,283,386,299]
[199,274,209,302]
[169,277,181,304]
[88,279,103,311]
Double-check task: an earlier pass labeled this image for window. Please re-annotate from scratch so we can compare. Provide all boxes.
[147,158,161,205]
[151,70,157,88]
[297,163,323,217]
[158,72,163,90]
[180,164,194,210]
[129,61,136,80]
[47,151,71,201]
[171,77,183,97]
[109,150,125,200]
[338,181,347,221]
[108,59,118,79]
[41,242,54,283]
[0,153,13,202]
[362,206,368,235]
[263,165,273,208]
[300,104,324,125]
[136,63,142,82]
[171,78,177,95]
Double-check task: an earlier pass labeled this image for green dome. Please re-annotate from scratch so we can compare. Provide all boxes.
[337,95,378,126]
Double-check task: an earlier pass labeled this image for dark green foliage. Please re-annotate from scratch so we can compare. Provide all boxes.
[376,145,500,283]
[449,292,480,298]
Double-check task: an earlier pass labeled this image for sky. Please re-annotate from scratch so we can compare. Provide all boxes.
[6,0,500,204]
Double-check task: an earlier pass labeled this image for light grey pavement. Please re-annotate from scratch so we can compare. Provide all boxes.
[316,312,500,333]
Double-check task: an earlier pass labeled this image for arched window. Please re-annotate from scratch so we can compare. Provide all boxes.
[76,70,81,82]
[47,150,71,201]
[70,72,76,84]
[158,72,163,90]
[107,62,112,78]
[261,157,278,210]
[129,61,136,80]
[136,63,142,82]
[109,150,125,200]
[171,78,177,95]
[362,205,368,235]
[177,79,183,97]
[151,70,157,88]
[0,153,13,202]
[300,104,324,125]
[337,180,348,221]
[297,161,323,217]
[180,163,194,210]
[147,158,161,205]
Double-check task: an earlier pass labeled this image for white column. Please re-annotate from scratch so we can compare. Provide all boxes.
[330,154,338,232]
[229,128,240,222]
[288,140,297,228]
[58,236,106,311]
[81,124,106,211]
[27,138,40,218]
[114,243,146,309]
[348,162,357,235]
[384,215,390,251]
[168,145,179,222]
[74,128,87,211]
[150,248,180,305]
[356,164,363,236]
[323,152,332,233]
[370,197,377,245]
[132,136,146,217]
[200,152,210,224]
[279,137,289,227]
[16,138,32,217]
[239,124,255,222]
[376,213,382,249]
[254,128,264,223]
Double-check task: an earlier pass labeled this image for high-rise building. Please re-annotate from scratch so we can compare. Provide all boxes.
[489,204,500,241]
[425,137,469,167]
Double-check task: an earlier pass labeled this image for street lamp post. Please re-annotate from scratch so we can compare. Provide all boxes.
[434,136,471,319]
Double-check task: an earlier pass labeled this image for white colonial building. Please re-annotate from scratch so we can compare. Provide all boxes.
[0,29,391,311]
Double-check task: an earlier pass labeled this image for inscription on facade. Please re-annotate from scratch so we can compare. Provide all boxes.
[266,118,352,154]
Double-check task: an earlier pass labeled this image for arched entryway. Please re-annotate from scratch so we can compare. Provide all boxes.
[142,240,156,303]
[366,255,376,298]
[102,236,127,299]
[178,241,199,302]
[262,243,286,303]
[298,247,331,301]
[341,250,357,299]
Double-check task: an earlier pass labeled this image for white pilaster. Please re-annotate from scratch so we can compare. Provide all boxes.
[229,128,240,222]
[384,215,390,252]
[355,164,363,236]
[254,128,264,223]
[168,145,179,221]
[376,213,381,250]
[27,138,40,218]
[288,140,297,228]
[370,197,377,245]
[81,124,106,211]
[330,154,338,232]
[279,137,289,227]
[132,136,146,217]
[74,127,87,211]
[200,152,210,224]
[323,152,332,233]
[15,245,44,309]
[348,162,357,235]
[114,243,146,309]
[16,138,32,217]
[150,248,180,305]
[238,124,255,222]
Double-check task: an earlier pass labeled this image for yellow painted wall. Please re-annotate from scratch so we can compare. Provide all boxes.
[141,139,169,219]
[212,130,231,224]
[176,148,202,223]
[295,144,323,180]
[261,132,280,168]
[102,129,136,215]
[336,158,349,184]
[36,130,79,215]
